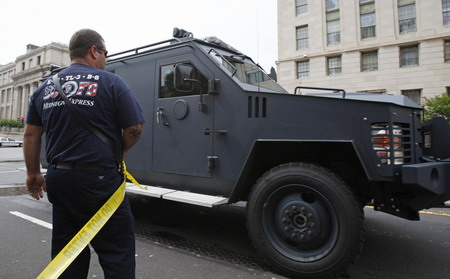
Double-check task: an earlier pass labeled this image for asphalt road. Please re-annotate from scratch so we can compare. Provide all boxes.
[1,146,449,278]
[1,194,282,279]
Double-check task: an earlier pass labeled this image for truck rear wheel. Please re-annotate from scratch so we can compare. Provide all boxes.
[247,162,364,278]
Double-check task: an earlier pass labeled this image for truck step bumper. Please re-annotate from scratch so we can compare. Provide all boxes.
[402,162,450,208]
[125,183,229,207]
[402,162,450,195]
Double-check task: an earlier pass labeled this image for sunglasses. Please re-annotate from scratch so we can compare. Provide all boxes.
[97,47,108,57]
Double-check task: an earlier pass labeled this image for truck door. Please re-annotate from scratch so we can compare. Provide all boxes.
[153,55,214,177]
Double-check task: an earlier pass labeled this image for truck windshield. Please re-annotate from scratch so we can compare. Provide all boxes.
[208,50,287,93]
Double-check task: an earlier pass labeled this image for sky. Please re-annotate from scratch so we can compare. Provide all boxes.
[0,0,278,72]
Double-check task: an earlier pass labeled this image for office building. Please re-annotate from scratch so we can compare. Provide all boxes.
[277,0,450,104]
[0,43,69,119]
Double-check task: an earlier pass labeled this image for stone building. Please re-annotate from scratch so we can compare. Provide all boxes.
[0,43,70,120]
[277,0,450,104]
[0,62,15,120]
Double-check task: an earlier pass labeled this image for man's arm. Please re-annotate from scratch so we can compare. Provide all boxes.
[23,123,45,200]
[122,123,144,159]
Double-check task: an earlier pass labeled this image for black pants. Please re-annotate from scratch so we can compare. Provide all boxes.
[46,167,135,279]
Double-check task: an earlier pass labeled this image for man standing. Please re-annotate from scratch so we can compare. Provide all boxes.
[24,29,145,278]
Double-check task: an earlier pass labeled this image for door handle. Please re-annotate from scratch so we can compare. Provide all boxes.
[156,107,169,126]
[204,128,228,135]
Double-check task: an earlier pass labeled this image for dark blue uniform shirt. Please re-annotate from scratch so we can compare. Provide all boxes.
[27,63,145,167]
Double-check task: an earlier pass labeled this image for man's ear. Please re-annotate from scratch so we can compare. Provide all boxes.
[89,45,99,59]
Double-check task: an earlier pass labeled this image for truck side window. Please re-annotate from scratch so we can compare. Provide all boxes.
[159,63,207,98]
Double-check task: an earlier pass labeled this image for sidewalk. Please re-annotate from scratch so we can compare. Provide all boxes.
[0,131,24,138]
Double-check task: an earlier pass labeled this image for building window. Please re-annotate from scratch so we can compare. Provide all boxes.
[22,62,25,71]
[296,26,309,50]
[296,0,308,16]
[402,89,421,105]
[445,40,450,62]
[400,45,419,67]
[37,56,41,65]
[6,88,11,102]
[297,60,310,78]
[361,13,376,39]
[326,0,340,45]
[360,1,376,39]
[361,50,378,71]
[327,56,342,76]
[443,0,450,25]
[326,0,339,11]
[447,87,450,96]
[398,1,416,34]
[327,20,341,45]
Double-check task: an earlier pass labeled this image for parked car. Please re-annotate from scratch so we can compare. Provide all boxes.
[0,137,23,147]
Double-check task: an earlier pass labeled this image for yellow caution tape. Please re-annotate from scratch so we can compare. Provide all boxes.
[37,161,146,279]
[122,160,148,191]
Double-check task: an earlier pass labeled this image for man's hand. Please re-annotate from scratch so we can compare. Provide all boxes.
[26,173,45,200]
[23,123,45,200]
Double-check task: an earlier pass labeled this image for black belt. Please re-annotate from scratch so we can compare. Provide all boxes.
[51,161,115,171]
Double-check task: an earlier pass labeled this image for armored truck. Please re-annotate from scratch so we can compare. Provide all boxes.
[103,28,450,278]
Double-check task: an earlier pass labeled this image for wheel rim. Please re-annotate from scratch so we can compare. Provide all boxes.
[262,184,339,262]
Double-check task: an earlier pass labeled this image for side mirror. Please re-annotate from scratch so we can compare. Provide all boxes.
[174,64,195,92]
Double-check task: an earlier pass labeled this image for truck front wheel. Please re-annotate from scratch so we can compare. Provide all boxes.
[247,162,364,278]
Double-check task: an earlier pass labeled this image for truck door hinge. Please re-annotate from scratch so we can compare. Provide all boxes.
[207,156,218,172]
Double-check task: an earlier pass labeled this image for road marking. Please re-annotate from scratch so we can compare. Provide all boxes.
[420,210,450,217]
[0,170,20,174]
[9,211,53,229]
[18,167,47,173]
[366,206,450,217]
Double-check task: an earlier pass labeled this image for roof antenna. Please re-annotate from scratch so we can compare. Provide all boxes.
[256,6,260,69]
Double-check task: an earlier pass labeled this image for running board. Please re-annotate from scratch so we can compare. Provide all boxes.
[125,183,228,208]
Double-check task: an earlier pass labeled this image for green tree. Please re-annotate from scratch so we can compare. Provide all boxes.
[423,94,450,123]
[0,119,24,132]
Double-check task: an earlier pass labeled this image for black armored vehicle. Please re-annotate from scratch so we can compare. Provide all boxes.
[105,28,450,278]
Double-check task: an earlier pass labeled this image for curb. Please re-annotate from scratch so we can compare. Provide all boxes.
[0,185,27,196]
[0,133,24,137]
[0,183,26,188]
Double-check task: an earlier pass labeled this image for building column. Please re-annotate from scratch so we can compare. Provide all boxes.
[0,89,4,118]
[23,82,39,117]
[21,84,31,119]
[6,87,14,119]
[14,86,22,119]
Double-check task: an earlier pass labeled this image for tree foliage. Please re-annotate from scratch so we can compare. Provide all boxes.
[0,119,24,128]
[423,94,450,123]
